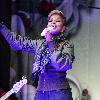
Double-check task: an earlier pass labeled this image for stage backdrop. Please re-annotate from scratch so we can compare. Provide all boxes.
[70,0,100,100]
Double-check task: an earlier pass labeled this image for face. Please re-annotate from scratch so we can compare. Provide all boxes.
[47,14,65,35]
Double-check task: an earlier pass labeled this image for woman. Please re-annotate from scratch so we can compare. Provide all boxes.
[0,10,74,100]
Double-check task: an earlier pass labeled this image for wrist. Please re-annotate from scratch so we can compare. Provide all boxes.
[46,37,54,41]
[47,40,55,50]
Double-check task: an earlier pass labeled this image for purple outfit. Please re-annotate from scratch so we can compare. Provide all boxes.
[0,24,74,100]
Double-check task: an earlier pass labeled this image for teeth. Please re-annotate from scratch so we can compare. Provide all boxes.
[48,26,54,31]
[48,25,56,31]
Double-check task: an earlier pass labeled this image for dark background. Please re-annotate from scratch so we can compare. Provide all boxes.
[0,0,11,90]
[0,0,12,98]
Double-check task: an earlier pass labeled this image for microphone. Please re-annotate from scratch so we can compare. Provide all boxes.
[41,26,57,36]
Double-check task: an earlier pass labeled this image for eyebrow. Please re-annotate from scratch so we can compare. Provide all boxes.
[49,17,62,21]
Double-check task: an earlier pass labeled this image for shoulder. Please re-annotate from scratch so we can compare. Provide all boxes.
[62,40,74,56]
[64,39,74,48]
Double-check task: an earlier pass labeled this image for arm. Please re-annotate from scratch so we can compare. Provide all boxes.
[0,23,36,53]
[49,40,74,71]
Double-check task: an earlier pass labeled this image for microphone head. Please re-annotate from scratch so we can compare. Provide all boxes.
[41,28,47,36]
[47,26,57,35]
[41,26,57,36]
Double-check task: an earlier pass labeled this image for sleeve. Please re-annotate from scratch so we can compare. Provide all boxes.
[0,24,37,53]
[50,40,74,71]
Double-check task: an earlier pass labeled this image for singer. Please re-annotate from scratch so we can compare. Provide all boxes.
[0,10,74,100]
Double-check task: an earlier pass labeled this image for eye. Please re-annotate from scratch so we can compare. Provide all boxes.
[56,20,61,22]
[48,20,52,22]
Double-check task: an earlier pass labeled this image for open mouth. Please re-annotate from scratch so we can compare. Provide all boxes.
[47,25,56,31]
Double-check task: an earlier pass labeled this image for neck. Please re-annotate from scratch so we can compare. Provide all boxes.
[54,33,65,43]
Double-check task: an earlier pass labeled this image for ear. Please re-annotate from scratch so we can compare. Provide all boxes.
[61,26,66,33]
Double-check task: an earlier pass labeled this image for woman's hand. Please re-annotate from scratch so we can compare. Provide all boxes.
[41,28,54,41]
[45,28,53,41]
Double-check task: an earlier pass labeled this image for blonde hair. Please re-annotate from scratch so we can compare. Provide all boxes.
[48,10,66,26]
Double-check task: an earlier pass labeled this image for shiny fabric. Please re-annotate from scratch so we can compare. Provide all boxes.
[37,71,70,91]
[34,89,73,100]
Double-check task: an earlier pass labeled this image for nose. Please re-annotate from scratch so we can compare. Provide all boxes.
[51,21,56,28]
[52,21,56,24]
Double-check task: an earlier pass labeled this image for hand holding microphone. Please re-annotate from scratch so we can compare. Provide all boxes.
[41,25,57,36]
[41,25,57,41]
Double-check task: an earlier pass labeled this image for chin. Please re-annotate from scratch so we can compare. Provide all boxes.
[51,31,59,35]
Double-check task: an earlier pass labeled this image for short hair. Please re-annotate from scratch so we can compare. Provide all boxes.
[48,10,67,26]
